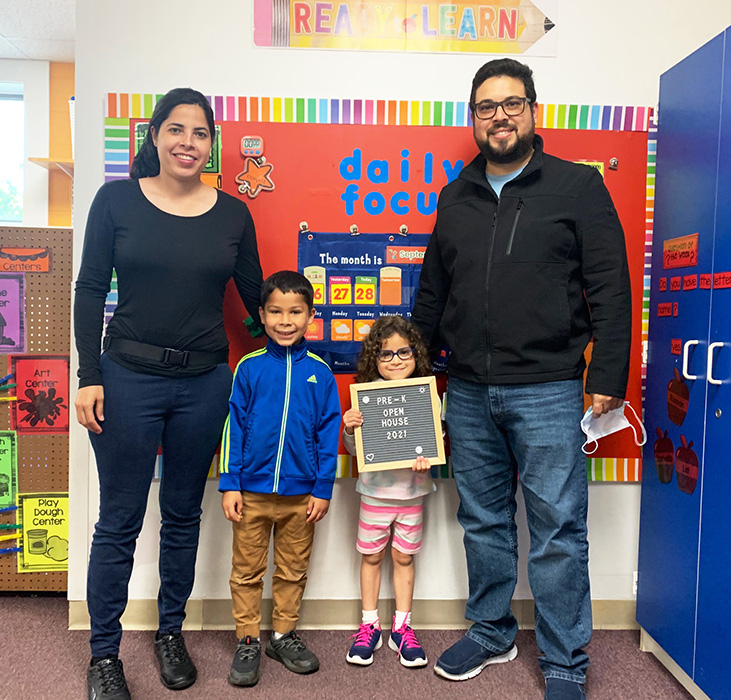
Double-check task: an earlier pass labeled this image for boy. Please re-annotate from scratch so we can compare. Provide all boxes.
[219,270,341,687]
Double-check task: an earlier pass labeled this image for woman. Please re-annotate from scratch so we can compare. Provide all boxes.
[74,87,263,700]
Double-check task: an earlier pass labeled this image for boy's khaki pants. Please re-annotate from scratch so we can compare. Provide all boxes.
[230,491,314,638]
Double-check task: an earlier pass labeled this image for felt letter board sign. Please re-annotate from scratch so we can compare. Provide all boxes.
[349,376,445,472]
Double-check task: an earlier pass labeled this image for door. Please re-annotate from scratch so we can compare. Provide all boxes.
[694,29,731,700]
[637,32,724,677]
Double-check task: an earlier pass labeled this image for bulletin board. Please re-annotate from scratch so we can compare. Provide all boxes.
[105,93,654,481]
[0,227,71,591]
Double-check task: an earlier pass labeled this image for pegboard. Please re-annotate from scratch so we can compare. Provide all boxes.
[0,227,71,591]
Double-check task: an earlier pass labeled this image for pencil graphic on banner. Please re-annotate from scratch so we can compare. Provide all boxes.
[255,0,555,54]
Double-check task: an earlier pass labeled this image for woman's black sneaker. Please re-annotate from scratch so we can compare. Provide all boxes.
[154,632,197,689]
[87,657,131,700]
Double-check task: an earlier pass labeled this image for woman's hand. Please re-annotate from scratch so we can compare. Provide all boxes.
[75,385,105,434]
[343,408,363,435]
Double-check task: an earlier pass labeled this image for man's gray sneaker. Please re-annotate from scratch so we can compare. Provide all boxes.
[265,631,320,674]
[228,635,261,687]
[87,657,131,700]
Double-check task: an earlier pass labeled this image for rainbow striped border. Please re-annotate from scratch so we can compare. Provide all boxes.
[337,455,643,481]
[587,457,642,482]
[104,92,655,483]
[106,93,653,129]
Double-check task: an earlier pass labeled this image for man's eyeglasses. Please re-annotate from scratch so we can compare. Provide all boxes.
[377,346,415,363]
[471,97,531,121]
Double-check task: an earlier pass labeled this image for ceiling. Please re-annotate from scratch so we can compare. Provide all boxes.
[0,0,75,62]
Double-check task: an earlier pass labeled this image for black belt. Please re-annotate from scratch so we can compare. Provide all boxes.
[103,337,228,368]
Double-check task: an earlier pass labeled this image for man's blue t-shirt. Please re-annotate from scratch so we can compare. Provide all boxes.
[486,163,527,197]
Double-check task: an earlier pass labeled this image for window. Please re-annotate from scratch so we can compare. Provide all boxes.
[0,82,24,223]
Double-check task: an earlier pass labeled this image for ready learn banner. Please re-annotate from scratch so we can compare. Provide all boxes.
[253,0,558,55]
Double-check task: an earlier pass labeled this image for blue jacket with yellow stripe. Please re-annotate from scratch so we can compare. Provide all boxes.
[218,338,341,499]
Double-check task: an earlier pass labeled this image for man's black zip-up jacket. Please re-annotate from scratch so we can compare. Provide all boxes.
[411,135,631,399]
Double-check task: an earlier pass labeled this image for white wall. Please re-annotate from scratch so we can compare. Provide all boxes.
[70,0,731,609]
[0,59,49,226]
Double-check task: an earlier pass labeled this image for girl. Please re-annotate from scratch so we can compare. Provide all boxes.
[343,315,436,668]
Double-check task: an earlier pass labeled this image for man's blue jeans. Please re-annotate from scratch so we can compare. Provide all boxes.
[445,376,591,682]
[87,354,232,656]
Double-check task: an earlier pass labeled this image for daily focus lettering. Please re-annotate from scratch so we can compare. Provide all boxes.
[338,148,463,216]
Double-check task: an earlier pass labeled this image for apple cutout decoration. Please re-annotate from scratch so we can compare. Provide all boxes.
[675,435,699,495]
[667,367,689,425]
[401,14,418,33]
[653,428,674,484]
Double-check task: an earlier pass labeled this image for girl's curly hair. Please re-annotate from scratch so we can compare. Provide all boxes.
[356,315,432,383]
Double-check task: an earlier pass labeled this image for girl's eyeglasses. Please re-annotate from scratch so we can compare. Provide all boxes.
[377,346,415,363]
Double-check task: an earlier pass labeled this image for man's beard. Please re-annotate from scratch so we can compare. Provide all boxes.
[478,122,535,165]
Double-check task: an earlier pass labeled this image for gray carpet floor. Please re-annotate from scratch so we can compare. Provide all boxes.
[1,596,692,699]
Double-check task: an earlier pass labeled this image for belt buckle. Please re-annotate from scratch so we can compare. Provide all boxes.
[162,348,190,367]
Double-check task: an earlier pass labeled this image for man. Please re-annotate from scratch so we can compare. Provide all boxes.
[411,59,631,700]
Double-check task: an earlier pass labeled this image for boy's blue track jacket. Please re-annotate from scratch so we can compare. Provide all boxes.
[218,338,342,499]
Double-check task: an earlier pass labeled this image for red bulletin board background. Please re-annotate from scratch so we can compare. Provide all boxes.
[212,122,648,463]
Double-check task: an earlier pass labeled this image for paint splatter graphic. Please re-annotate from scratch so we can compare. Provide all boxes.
[18,389,68,427]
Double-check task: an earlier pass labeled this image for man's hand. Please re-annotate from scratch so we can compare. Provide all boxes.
[306,496,330,523]
[590,393,624,418]
[75,385,105,434]
[412,456,431,472]
[221,491,243,523]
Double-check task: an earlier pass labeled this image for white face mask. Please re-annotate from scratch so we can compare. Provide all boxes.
[580,401,647,455]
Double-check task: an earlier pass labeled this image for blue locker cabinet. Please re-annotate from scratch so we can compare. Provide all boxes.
[637,27,731,700]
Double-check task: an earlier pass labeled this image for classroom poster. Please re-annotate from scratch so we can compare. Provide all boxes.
[0,247,52,274]
[9,356,70,434]
[0,273,26,353]
[17,492,69,572]
[0,431,18,510]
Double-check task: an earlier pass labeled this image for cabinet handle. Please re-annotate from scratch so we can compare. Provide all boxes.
[682,340,700,380]
[707,342,724,385]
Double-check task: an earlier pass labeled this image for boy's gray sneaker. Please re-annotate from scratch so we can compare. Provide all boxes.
[87,657,131,700]
[228,636,261,687]
[265,631,320,674]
